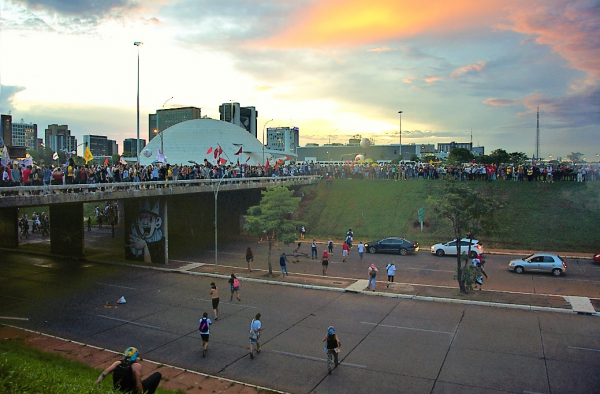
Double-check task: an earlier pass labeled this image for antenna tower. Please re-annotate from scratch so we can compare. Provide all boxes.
[536,107,540,160]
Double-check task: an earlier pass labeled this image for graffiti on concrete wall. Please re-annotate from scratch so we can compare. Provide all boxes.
[125,198,166,264]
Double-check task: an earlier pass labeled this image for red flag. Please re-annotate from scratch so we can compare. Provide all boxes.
[219,157,227,164]
[103,157,109,165]
[217,145,223,155]
[234,147,242,155]
[286,156,290,161]
[206,147,213,154]
[245,156,251,162]
[264,159,269,171]
[214,148,218,159]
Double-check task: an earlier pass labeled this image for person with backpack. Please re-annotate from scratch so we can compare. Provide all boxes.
[229,274,241,302]
[365,264,378,291]
[249,313,264,359]
[279,253,289,277]
[245,247,254,272]
[95,347,162,394]
[328,238,334,255]
[322,326,341,374]
[385,261,396,288]
[210,282,219,320]
[199,312,212,357]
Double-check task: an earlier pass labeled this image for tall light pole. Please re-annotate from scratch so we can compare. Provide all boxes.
[157,96,173,158]
[398,111,403,159]
[134,41,143,166]
[262,119,273,166]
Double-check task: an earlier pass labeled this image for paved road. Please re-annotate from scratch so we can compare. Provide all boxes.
[1,251,600,393]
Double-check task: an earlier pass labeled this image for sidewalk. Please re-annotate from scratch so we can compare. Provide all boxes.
[0,325,284,394]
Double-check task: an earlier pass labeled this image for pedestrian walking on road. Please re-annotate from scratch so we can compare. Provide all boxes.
[322,326,341,374]
[280,253,289,277]
[229,274,241,301]
[321,250,330,276]
[365,264,378,291]
[292,243,300,263]
[249,313,264,359]
[385,261,396,288]
[328,238,334,254]
[95,347,162,394]
[357,241,365,262]
[199,312,212,358]
[342,241,349,262]
[311,239,318,259]
[210,282,219,320]
[245,247,254,272]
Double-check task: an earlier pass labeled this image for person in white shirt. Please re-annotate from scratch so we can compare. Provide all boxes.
[386,262,396,288]
[357,241,365,262]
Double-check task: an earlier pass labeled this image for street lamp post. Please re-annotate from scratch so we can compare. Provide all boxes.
[262,119,273,166]
[156,96,173,160]
[134,41,143,166]
[398,111,403,159]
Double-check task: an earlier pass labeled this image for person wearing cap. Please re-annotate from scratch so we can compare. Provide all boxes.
[95,347,162,394]
[365,264,378,291]
[322,326,341,374]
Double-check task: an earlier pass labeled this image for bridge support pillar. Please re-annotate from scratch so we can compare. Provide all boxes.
[0,207,19,248]
[50,203,84,258]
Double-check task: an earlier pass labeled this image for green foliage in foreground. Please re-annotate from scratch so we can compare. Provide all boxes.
[0,339,177,394]
[298,179,600,252]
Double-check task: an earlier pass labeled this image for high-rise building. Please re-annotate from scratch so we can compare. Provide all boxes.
[46,124,77,154]
[12,119,38,151]
[1,114,13,147]
[266,126,299,154]
[219,102,257,138]
[148,106,201,142]
[83,135,118,157]
[123,138,146,156]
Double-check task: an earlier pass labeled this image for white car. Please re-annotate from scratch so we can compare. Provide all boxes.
[430,239,484,258]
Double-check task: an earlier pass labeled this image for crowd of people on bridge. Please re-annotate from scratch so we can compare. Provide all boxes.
[2,157,598,194]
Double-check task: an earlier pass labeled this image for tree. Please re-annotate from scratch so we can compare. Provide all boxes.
[489,149,510,165]
[567,152,584,164]
[243,186,304,276]
[432,181,501,294]
[410,154,420,162]
[508,152,528,166]
[447,148,473,164]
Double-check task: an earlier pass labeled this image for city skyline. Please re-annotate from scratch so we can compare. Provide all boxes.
[0,0,598,159]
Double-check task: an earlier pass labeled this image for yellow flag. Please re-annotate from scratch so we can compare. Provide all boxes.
[84,146,94,163]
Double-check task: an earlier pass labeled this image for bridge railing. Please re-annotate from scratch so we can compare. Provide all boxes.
[0,175,321,202]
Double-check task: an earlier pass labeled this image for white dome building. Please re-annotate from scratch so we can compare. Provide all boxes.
[139,119,290,166]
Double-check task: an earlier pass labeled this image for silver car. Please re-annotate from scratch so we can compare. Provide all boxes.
[508,253,567,276]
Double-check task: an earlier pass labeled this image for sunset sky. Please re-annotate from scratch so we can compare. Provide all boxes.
[1,0,598,159]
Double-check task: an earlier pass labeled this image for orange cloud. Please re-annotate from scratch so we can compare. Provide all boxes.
[403,75,417,83]
[261,0,513,48]
[424,76,442,83]
[451,61,487,78]
[483,98,518,106]
[367,46,392,53]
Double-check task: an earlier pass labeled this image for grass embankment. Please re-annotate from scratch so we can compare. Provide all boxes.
[298,179,600,253]
[0,339,177,394]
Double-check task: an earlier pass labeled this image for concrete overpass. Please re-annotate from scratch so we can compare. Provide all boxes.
[0,176,319,262]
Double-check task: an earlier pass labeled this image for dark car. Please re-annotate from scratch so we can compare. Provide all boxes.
[365,237,419,255]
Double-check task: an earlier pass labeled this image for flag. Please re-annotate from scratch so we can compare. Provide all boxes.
[84,146,94,164]
[103,157,109,165]
[52,152,59,160]
[234,147,242,155]
[264,158,269,171]
[286,156,290,161]
[157,150,166,163]
[119,156,127,165]
[217,145,223,156]
[1,145,9,166]
[206,147,213,155]
[219,157,227,164]
[246,156,251,162]
[213,147,218,159]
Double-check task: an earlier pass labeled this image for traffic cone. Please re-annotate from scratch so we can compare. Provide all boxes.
[117,296,126,304]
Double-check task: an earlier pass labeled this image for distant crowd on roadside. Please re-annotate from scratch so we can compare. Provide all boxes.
[1,158,598,192]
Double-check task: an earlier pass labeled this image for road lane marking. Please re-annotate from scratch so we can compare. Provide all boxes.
[568,346,600,352]
[271,350,367,369]
[0,316,29,321]
[95,282,137,290]
[192,298,257,308]
[361,321,454,335]
[97,315,161,329]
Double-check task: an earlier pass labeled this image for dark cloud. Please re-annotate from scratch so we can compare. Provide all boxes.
[0,85,26,113]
